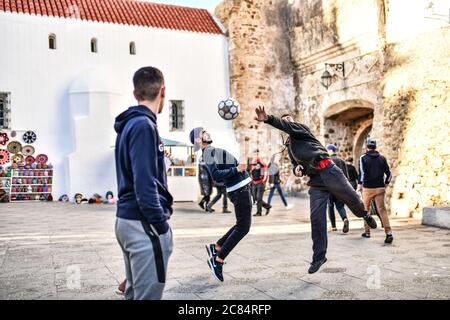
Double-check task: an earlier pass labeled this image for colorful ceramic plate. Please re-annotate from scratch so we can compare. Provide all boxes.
[22,145,35,156]
[11,154,24,164]
[23,131,37,144]
[25,155,35,165]
[10,131,17,138]
[7,141,22,154]
[0,149,10,165]
[0,132,9,146]
[35,154,48,164]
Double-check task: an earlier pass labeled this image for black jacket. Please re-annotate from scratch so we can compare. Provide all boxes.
[198,159,213,196]
[202,145,250,190]
[358,150,392,188]
[330,154,348,179]
[346,163,359,184]
[265,115,330,177]
[114,106,173,234]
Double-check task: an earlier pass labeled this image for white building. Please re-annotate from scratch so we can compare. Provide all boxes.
[0,0,238,201]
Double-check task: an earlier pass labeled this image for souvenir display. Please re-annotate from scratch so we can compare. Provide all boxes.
[0,149,10,165]
[7,141,22,154]
[0,132,9,146]
[22,145,35,156]
[23,131,37,144]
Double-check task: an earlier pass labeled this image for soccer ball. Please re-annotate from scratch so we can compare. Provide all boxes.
[218,98,240,120]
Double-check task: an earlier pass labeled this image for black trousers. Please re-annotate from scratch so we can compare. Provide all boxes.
[254,183,271,214]
[207,186,228,210]
[328,195,347,228]
[216,184,252,260]
[309,163,367,263]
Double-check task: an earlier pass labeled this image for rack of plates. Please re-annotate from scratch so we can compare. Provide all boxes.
[9,168,53,202]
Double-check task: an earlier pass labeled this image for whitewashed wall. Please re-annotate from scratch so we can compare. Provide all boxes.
[0,11,238,200]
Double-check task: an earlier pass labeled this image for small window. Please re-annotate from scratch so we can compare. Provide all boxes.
[170,101,184,131]
[49,34,56,50]
[91,38,98,53]
[0,93,11,129]
[129,41,136,55]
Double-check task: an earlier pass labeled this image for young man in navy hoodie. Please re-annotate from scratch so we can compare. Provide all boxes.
[114,67,173,300]
[189,127,251,282]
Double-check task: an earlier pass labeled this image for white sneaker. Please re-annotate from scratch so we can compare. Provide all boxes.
[285,204,294,210]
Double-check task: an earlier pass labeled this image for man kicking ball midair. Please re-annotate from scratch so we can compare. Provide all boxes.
[254,106,378,274]
[189,127,252,282]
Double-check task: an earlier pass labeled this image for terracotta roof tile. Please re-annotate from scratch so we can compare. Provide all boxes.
[0,0,223,34]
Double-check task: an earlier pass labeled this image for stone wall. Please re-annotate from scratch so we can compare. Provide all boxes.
[215,0,450,215]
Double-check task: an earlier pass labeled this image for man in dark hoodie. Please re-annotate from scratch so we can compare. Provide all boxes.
[358,139,393,244]
[114,67,173,300]
[189,127,251,282]
[255,106,377,274]
[325,144,350,234]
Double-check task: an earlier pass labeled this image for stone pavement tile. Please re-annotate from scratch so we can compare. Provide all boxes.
[163,292,201,300]
[251,278,326,300]
[194,283,271,300]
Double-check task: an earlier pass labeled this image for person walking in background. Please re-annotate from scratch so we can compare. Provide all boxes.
[267,156,294,210]
[326,144,350,233]
[206,180,232,213]
[345,157,359,190]
[198,157,213,212]
[114,66,173,300]
[358,139,394,244]
[250,158,272,216]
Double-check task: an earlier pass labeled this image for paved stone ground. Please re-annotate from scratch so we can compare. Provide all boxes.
[0,196,449,300]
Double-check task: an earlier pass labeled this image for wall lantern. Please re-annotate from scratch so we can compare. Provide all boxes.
[321,63,345,90]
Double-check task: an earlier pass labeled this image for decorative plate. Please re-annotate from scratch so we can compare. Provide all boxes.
[35,154,48,164]
[7,141,22,154]
[25,156,35,165]
[0,149,10,165]
[22,145,35,156]
[0,132,9,146]
[11,154,24,164]
[23,131,37,144]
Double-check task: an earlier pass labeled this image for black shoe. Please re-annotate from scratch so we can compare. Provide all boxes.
[308,258,327,274]
[207,257,224,282]
[205,207,215,213]
[205,244,218,258]
[385,233,394,244]
[343,218,349,233]
[222,208,231,213]
[361,232,371,238]
[265,205,272,215]
[198,202,205,210]
[253,212,262,216]
[363,214,377,229]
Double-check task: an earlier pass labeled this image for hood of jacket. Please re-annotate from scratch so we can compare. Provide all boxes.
[114,105,156,134]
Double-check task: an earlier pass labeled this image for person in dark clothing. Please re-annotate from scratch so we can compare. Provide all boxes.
[250,158,272,216]
[198,158,213,211]
[326,144,349,234]
[345,157,359,190]
[206,180,231,213]
[267,158,294,210]
[190,127,252,282]
[255,106,377,274]
[358,139,394,244]
[114,67,173,300]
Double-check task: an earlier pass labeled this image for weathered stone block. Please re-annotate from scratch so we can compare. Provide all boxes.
[422,206,450,229]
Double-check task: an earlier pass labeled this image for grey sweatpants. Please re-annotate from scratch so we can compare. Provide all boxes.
[115,218,173,300]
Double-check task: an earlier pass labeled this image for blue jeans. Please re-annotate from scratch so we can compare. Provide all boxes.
[267,183,288,206]
[328,195,348,228]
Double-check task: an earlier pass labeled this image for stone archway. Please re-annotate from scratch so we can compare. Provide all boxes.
[323,100,374,165]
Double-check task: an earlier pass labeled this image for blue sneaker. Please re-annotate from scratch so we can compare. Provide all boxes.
[207,256,224,282]
[205,244,218,258]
